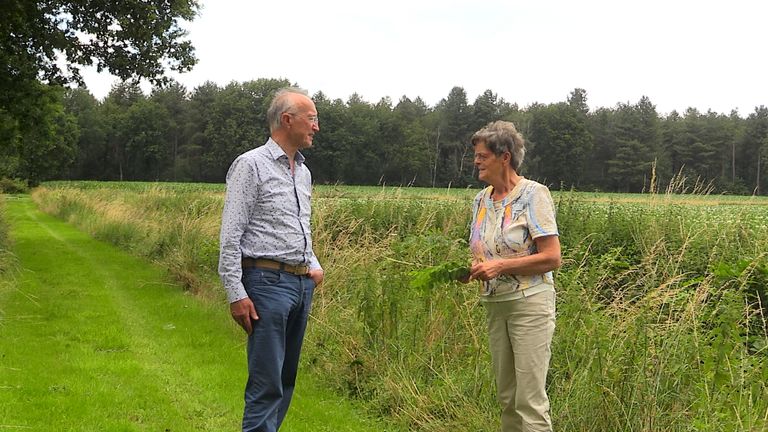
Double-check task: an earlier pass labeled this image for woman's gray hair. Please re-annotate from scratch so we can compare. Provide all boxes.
[471,120,526,171]
[267,87,310,132]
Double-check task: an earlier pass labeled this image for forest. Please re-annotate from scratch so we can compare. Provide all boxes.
[2,78,767,194]
[2,1,767,194]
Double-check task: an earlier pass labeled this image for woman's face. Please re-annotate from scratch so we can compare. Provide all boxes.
[474,141,506,184]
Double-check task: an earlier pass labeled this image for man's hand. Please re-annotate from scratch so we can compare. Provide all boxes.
[230,297,259,334]
[308,268,324,287]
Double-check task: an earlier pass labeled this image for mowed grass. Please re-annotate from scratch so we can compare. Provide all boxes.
[0,196,399,432]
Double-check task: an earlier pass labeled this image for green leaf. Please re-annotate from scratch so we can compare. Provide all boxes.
[408,260,470,291]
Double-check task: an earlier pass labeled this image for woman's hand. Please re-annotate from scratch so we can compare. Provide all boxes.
[469,260,503,281]
[468,236,562,282]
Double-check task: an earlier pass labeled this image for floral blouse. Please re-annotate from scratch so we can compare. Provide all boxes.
[469,178,559,302]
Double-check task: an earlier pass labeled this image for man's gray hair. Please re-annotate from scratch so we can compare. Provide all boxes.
[267,87,310,132]
[471,121,526,172]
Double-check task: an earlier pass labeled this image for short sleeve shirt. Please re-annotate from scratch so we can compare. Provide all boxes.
[469,178,559,302]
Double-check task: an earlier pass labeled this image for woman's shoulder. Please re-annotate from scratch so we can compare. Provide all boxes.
[518,179,554,203]
[522,178,551,193]
[472,186,492,202]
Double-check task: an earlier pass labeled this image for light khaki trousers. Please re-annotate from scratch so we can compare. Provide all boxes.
[484,290,556,432]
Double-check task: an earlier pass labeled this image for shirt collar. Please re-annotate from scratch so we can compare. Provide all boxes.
[266,138,305,165]
[483,179,527,208]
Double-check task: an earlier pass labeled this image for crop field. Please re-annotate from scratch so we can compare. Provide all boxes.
[23,182,768,431]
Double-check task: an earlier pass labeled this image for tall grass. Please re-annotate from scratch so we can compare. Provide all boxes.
[0,197,17,278]
[0,197,20,330]
[0,197,9,263]
[32,182,768,431]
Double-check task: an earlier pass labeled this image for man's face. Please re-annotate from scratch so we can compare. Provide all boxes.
[287,99,320,150]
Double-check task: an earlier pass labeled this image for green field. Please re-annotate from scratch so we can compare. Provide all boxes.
[5,182,768,431]
[0,196,400,431]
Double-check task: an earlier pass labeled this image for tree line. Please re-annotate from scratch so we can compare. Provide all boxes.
[3,78,767,194]
[2,3,767,194]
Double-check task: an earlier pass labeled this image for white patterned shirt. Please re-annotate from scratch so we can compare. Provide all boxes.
[218,138,321,303]
[469,178,559,302]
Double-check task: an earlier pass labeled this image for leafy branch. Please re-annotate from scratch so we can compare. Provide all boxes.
[408,260,470,291]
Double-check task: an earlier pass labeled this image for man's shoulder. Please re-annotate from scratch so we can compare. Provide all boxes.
[225,144,274,181]
[244,143,271,157]
[234,143,274,164]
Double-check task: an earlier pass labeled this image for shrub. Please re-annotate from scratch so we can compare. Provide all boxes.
[0,178,29,194]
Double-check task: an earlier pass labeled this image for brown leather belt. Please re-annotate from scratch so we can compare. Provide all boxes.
[241,257,309,276]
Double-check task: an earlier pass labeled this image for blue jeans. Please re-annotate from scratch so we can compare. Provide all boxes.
[241,268,315,432]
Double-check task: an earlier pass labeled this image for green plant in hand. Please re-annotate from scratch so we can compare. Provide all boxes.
[409,260,471,291]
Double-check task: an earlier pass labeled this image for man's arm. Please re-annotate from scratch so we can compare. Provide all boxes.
[218,156,259,333]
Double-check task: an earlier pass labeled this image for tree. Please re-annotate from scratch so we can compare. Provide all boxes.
[1,0,198,182]
[740,106,768,195]
[526,102,592,188]
[150,81,189,180]
[700,110,739,189]
[667,108,712,180]
[123,98,171,180]
[567,88,590,115]
[304,92,349,184]
[374,97,405,184]
[341,94,379,184]
[1,1,197,90]
[181,81,220,181]
[201,79,289,182]
[725,110,745,186]
[101,82,146,180]
[12,85,79,185]
[393,96,432,186]
[434,87,472,186]
[470,89,502,132]
[606,98,660,192]
[584,107,617,190]
[63,87,106,179]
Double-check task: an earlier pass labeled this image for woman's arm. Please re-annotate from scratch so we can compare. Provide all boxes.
[469,235,561,281]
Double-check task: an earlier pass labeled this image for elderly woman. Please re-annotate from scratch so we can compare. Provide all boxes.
[467,121,561,432]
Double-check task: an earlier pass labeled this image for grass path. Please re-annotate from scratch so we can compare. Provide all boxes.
[0,196,395,432]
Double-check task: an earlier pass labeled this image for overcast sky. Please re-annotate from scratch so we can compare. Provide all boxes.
[80,0,767,116]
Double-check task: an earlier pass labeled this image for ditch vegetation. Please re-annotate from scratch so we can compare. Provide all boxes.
[30,181,768,431]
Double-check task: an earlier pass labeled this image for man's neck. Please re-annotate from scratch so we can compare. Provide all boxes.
[270,136,297,175]
[271,136,297,160]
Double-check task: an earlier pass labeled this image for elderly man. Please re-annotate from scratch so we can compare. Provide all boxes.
[218,87,324,432]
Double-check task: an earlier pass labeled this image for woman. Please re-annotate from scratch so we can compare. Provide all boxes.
[466,121,561,432]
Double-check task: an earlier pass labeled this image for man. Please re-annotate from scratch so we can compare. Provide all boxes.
[218,87,324,432]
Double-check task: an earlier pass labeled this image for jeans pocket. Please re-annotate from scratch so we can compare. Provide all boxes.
[244,268,282,286]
